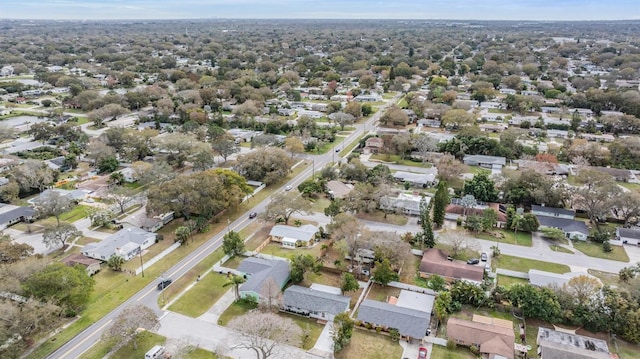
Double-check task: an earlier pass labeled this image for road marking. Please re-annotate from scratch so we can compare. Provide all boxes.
[137,286,156,302]
[58,319,112,359]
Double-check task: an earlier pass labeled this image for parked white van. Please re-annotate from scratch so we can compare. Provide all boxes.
[145,345,165,359]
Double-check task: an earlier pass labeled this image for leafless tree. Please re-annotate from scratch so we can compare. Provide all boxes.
[438,231,479,258]
[228,311,302,359]
[107,186,137,214]
[103,305,159,351]
[42,223,80,249]
[34,191,73,226]
[259,277,282,312]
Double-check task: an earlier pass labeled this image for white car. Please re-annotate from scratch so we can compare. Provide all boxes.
[285,185,292,191]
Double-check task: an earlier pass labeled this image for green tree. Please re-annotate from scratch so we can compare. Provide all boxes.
[264,192,311,225]
[175,226,191,245]
[540,227,565,241]
[372,258,398,286]
[464,215,483,232]
[290,254,320,283]
[107,255,125,271]
[481,208,498,231]
[332,312,354,353]
[433,291,455,322]
[297,180,323,198]
[432,181,449,228]
[340,272,359,294]
[415,198,435,248]
[23,263,95,313]
[223,274,247,300]
[506,284,561,322]
[42,223,79,249]
[222,230,245,257]
[98,156,119,174]
[428,274,447,292]
[463,172,497,202]
[324,199,342,220]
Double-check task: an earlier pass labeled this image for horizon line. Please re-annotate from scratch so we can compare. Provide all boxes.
[1,17,639,22]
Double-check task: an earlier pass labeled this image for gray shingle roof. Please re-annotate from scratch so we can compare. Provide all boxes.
[617,227,640,240]
[531,205,575,218]
[283,285,350,316]
[0,206,35,226]
[269,224,318,242]
[536,215,589,235]
[356,299,430,339]
[238,257,290,295]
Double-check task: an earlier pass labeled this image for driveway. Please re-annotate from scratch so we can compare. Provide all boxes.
[308,321,334,358]
[6,227,58,255]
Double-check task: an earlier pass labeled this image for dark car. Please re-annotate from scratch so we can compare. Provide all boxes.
[157,279,172,290]
[249,212,258,219]
[480,252,488,262]
[418,347,428,359]
[467,258,480,265]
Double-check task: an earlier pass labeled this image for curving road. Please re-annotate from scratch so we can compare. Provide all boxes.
[46,96,398,359]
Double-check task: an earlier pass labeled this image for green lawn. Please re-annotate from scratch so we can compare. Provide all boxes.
[497,275,529,288]
[369,154,428,168]
[40,205,91,226]
[429,345,477,359]
[474,229,532,247]
[217,300,258,326]
[278,312,325,350]
[311,136,346,155]
[619,182,640,192]
[261,241,322,259]
[79,331,215,359]
[339,133,365,157]
[588,269,621,287]
[308,196,331,213]
[366,283,401,302]
[573,241,629,262]
[466,166,491,175]
[355,210,408,226]
[492,254,570,274]
[549,244,574,253]
[434,243,481,262]
[168,273,231,317]
[335,330,403,359]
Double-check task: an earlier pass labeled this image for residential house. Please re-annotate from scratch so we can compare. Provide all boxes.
[588,166,631,182]
[61,254,101,276]
[311,103,329,112]
[463,155,506,170]
[580,133,615,142]
[236,257,290,301]
[125,212,174,233]
[325,180,353,199]
[613,227,640,246]
[480,102,504,109]
[546,129,570,139]
[529,269,599,289]
[531,205,575,220]
[356,297,431,342]
[499,88,517,95]
[269,224,318,248]
[116,167,136,183]
[517,160,570,176]
[363,137,384,154]
[417,119,441,128]
[354,94,382,102]
[479,124,508,133]
[0,205,36,230]
[380,193,426,216]
[81,227,156,261]
[298,110,324,119]
[447,315,516,359]
[282,284,350,321]
[418,249,484,284]
[393,171,437,188]
[536,215,589,241]
[277,108,295,116]
[537,328,610,359]
[30,188,88,205]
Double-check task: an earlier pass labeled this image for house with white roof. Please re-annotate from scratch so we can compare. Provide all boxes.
[81,227,156,261]
[269,224,318,248]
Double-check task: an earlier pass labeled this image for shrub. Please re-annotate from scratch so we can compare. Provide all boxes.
[446,339,457,350]
[603,240,612,253]
[470,345,480,355]
[375,326,382,333]
[389,328,400,342]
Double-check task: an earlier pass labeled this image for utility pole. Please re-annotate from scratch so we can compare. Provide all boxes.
[139,249,144,277]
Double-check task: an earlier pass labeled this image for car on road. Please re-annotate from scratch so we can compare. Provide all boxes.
[418,347,428,358]
[249,212,258,219]
[480,252,488,262]
[157,279,172,290]
[467,258,480,265]
[285,185,292,191]
[335,148,341,152]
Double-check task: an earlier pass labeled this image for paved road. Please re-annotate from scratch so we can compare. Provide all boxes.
[46,97,396,359]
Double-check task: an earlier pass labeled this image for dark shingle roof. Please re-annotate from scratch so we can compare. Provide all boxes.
[0,206,35,226]
[531,205,575,218]
[238,257,290,294]
[536,216,588,235]
[617,227,640,240]
[356,299,430,339]
[283,285,350,316]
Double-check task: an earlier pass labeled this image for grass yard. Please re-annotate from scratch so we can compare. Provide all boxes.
[573,240,629,262]
[355,210,408,226]
[474,229,532,247]
[38,205,91,227]
[313,136,346,155]
[369,154,428,167]
[492,254,570,274]
[497,275,529,288]
[308,196,331,213]
[367,283,401,302]
[222,255,245,269]
[619,182,640,192]
[435,242,481,262]
[339,133,365,157]
[549,244,574,253]
[466,166,491,175]
[301,270,342,288]
[588,269,620,287]
[261,242,322,259]
[429,345,477,359]
[278,312,325,350]
[168,272,231,317]
[335,330,402,359]
[217,300,258,326]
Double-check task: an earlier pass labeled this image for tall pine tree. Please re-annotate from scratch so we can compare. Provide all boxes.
[433,181,449,228]
[415,197,435,248]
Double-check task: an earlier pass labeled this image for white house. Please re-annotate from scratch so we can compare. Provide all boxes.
[379,193,427,216]
[531,205,575,220]
[81,227,156,261]
[613,227,640,246]
[463,155,506,170]
[269,224,318,248]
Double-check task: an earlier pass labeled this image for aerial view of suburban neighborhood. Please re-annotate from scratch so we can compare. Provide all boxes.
[1,2,640,359]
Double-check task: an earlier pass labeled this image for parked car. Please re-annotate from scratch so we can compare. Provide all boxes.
[335,148,341,152]
[418,347,428,358]
[285,185,292,191]
[467,258,480,265]
[480,252,488,262]
[157,279,172,290]
[249,212,258,219]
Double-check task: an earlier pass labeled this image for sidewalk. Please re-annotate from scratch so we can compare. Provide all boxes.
[198,288,235,324]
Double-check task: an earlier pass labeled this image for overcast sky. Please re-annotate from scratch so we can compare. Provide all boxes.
[0,0,638,21]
